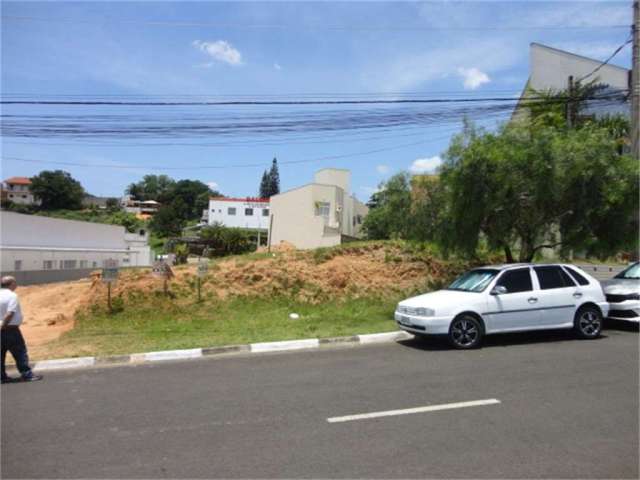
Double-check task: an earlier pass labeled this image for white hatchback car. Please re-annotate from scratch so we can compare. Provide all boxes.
[395,263,609,349]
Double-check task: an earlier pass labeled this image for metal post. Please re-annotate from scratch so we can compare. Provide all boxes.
[267,214,274,252]
[107,282,112,313]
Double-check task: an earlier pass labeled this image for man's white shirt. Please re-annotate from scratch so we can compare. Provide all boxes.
[0,289,23,326]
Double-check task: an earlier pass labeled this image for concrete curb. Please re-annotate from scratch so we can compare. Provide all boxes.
[16,330,411,374]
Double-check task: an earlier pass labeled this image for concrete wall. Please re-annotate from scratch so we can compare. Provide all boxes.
[314,169,350,194]
[269,184,342,249]
[0,212,152,278]
[2,268,97,286]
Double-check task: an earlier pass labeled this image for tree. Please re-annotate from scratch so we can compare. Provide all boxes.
[30,170,85,210]
[259,170,270,198]
[126,174,175,201]
[268,158,280,197]
[171,179,211,219]
[149,205,185,237]
[105,198,120,211]
[362,173,413,240]
[440,119,638,262]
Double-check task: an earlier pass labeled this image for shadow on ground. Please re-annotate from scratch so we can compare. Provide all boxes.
[397,324,638,352]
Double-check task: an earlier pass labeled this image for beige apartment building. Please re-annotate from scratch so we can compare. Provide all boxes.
[268,168,368,249]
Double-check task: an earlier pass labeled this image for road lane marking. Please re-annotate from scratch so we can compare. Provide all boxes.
[327,398,501,423]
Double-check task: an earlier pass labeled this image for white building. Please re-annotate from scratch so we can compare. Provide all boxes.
[207,197,270,230]
[514,43,630,120]
[1,177,39,206]
[268,168,368,250]
[0,212,152,284]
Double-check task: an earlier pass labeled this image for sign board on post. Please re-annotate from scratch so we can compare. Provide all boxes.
[197,260,209,278]
[152,260,174,296]
[101,258,119,313]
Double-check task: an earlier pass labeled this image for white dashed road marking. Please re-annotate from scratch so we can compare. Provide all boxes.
[327,398,501,423]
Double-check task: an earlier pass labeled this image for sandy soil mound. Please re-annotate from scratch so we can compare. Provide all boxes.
[13,242,473,350]
[17,279,93,347]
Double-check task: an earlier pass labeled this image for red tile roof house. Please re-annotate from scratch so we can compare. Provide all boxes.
[1,177,40,206]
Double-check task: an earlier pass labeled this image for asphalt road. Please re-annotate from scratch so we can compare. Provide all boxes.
[2,324,638,479]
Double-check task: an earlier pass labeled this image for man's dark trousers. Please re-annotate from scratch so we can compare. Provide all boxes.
[1,326,34,381]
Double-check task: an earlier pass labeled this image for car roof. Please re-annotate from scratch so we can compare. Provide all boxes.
[475,263,574,271]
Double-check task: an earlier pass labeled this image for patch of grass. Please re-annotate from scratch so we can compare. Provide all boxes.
[36,296,400,359]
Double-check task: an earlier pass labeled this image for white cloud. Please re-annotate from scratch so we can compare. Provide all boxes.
[192,40,243,66]
[457,67,490,90]
[273,63,282,70]
[362,39,516,93]
[409,156,442,174]
[207,181,219,191]
[376,164,390,174]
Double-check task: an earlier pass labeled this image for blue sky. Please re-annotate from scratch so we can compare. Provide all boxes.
[1,1,634,200]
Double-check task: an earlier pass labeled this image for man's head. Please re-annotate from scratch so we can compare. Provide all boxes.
[0,276,17,291]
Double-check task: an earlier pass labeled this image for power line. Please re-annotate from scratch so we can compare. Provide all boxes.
[2,15,630,31]
[576,36,634,83]
[0,94,624,106]
[0,134,455,171]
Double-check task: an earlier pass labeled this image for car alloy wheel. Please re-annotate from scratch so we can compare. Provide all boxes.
[575,307,602,339]
[449,315,482,349]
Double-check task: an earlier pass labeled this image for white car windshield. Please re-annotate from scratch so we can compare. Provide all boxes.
[615,263,640,280]
[448,269,499,292]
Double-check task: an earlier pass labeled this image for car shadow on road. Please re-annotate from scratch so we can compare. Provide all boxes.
[398,329,615,352]
[604,319,640,332]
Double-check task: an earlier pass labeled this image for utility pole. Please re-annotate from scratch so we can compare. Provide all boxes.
[632,0,639,160]
[566,75,574,128]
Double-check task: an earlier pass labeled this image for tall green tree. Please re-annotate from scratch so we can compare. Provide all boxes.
[259,170,270,198]
[440,119,637,262]
[30,170,85,210]
[268,157,280,197]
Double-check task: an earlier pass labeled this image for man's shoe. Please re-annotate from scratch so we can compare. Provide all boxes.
[1,377,18,384]
[20,374,43,382]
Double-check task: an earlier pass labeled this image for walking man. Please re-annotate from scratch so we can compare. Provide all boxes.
[1,276,42,383]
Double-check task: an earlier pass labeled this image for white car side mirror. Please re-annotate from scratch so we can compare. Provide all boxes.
[491,285,508,295]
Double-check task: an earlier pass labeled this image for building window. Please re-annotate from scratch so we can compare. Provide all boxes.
[262,208,269,217]
[43,260,55,270]
[14,260,22,271]
[79,260,88,269]
[315,202,330,218]
[245,208,253,216]
[228,207,236,215]
[62,260,77,269]
[9,194,13,198]
[22,195,27,199]
[92,261,98,268]
[356,215,363,225]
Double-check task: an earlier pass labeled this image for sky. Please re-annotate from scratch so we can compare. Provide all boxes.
[0,1,634,200]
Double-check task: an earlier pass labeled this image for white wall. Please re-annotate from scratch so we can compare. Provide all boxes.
[0,212,151,272]
[529,43,629,92]
[208,199,270,229]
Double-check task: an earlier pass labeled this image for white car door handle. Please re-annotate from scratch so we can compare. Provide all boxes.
[573,292,583,298]
[528,297,538,303]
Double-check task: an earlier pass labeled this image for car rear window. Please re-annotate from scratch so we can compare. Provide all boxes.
[563,266,590,286]
[534,266,575,290]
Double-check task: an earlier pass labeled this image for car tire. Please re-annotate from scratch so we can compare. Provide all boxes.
[448,314,483,349]
[574,305,602,339]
